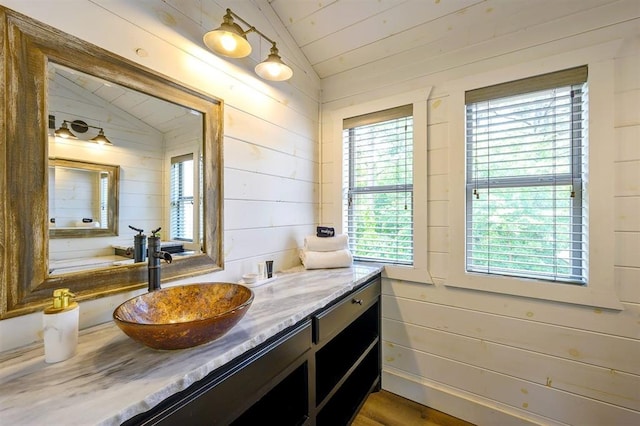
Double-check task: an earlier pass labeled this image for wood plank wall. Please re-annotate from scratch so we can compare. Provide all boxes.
[0,0,321,352]
[321,1,640,424]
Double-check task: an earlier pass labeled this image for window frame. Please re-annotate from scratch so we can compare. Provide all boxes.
[170,153,196,242]
[326,88,432,284]
[100,171,109,228]
[464,75,588,284]
[447,50,622,309]
[165,145,202,252]
[343,106,415,265]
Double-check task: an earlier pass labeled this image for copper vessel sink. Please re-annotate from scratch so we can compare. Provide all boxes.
[113,283,254,350]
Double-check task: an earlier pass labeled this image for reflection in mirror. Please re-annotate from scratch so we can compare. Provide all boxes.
[47,62,204,276]
[49,158,119,237]
[47,158,120,276]
[49,166,108,230]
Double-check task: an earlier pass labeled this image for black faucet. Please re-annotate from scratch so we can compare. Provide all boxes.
[148,227,173,291]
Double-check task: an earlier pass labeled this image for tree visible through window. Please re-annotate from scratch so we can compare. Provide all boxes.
[343,105,413,264]
[465,66,588,284]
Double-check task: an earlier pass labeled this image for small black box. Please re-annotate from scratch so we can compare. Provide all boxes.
[316,226,335,237]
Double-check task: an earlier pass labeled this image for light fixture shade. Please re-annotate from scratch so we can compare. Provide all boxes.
[203,12,251,58]
[91,128,113,145]
[54,121,77,139]
[254,45,293,81]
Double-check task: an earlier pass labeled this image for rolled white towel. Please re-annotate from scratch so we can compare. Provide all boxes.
[299,249,353,269]
[304,234,349,252]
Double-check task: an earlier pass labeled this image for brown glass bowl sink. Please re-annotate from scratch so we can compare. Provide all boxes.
[113,283,254,350]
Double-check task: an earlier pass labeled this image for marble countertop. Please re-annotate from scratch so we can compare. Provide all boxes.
[49,255,132,275]
[0,264,382,425]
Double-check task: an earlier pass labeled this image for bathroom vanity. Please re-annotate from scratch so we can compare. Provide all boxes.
[126,270,380,425]
[0,264,382,425]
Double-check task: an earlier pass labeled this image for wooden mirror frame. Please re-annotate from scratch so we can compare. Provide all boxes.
[0,7,224,318]
[48,158,120,239]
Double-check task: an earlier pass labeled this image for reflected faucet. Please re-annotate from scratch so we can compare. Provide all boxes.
[129,225,147,263]
[148,227,173,291]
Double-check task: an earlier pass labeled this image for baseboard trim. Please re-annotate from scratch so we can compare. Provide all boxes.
[382,368,564,426]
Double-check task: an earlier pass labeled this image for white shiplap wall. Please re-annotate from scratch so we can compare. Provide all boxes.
[321,1,640,424]
[0,0,320,352]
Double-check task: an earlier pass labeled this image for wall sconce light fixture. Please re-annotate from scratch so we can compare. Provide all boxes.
[203,8,293,82]
[54,119,113,145]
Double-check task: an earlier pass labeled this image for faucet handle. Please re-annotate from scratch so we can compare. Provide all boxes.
[150,227,161,237]
[128,225,144,234]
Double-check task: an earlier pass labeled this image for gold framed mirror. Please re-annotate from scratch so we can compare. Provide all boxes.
[0,6,224,318]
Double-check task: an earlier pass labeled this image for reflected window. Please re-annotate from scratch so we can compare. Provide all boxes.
[100,172,108,227]
[170,154,195,242]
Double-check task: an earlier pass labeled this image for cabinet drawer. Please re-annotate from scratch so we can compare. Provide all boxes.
[313,277,380,344]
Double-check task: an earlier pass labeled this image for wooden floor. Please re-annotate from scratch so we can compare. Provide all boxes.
[353,390,475,426]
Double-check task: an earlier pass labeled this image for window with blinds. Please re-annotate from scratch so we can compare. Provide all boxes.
[170,154,194,241]
[465,66,588,284]
[343,105,413,265]
[198,152,203,246]
[100,172,108,229]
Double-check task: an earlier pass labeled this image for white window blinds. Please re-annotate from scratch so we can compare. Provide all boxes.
[170,154,194,241]
[100,172,108,228]
[343,105,413,265]
[465,66,588,284]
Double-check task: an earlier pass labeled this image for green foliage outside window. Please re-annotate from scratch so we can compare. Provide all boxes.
[344,115,413,264]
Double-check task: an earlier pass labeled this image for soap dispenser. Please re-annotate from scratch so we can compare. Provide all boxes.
[43,288,79,364]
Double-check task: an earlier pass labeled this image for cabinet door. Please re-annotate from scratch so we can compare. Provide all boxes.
[131,321,312,425]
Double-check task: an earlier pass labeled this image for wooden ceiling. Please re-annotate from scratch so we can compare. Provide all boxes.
[268,0,621,79]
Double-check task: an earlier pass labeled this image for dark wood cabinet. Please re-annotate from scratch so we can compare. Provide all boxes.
[123,274,381,426]
[313,280,381,424]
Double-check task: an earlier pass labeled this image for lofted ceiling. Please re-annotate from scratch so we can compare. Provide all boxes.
[49,63,199,135]
[32,0,629,118]
[267,0,620,80]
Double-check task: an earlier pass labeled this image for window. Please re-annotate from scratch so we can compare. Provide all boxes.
[342,105,413,264]
[328,89,430,283]
[170,154,195,242]
[465,66,588,284]
[100,171,108,228]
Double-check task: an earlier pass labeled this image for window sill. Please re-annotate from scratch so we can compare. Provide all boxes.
[444,273,624,311]
[381,264,435,285]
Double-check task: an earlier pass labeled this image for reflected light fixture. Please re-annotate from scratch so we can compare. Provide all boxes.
[90,128,113,145]
[203,8,293,81]
[54,119,113,145]
[54,120,76,139]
